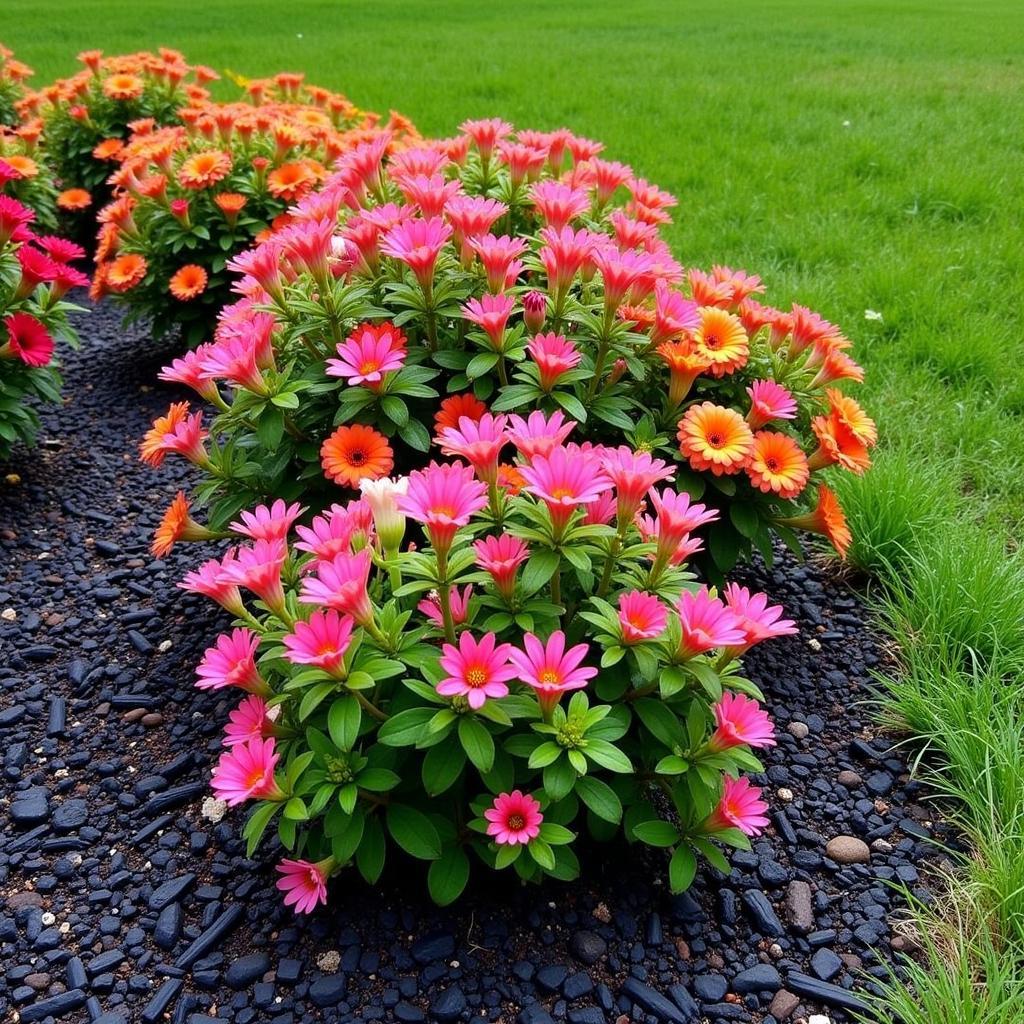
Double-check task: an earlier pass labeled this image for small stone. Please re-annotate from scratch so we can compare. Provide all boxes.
[431,985,467,1021]
[733,964,781,994]
[777,788,794,802]
[316,950,341,972]
[871,838,893,854]
[591,902,611,923]
[825,836,870,865]
[837,770,862,787]
[225,953,270,989]
[11,787,50,826]
[785,880,815,934]
[309,973,346,1007]
[787,721,809,740]
[570,929,607,965]
[769,989,800,1020]
[200,797,227,823]
[694,974,727,1001]
[810,948,843,982]
[141,713,163,728]
[52,799,88,832]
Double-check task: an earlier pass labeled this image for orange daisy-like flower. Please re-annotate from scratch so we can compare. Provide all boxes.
[808,416,871,474]
[151,490,216,557]
[57,188,93,211]
[825,389,877,446]
[103,73,145,101]
[214,192,248,217]
[92,138,125,161]
[3,155,38,179]
[692,306,748,377]
[498,463,527,495]
[140,402,189,467]
[678,402,754,476]
[266,160,320,201]
[657,340,711,406]
[434,393,488,434]
[781,484,851,559]
[104,253,148,293]
[747,431,809,500]
[320,424,394,488]
[178,150,232,190]
[169,264,208,301]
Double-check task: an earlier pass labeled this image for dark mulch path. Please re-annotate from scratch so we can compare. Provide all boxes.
[0,301,959,1024]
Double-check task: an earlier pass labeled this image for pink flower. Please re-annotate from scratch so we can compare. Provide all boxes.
[485,790,543,845]
[529,180,590,230]
[709,692,776,752]
[468,233,528,293]
[178,556,245,617]
[444,195,508,265]
[299,548,374,626]
[199,333,268,394]
[218,539,288,615]
[676,588,746,660]
[519,446,613,533]
[463,293,514,350]
[196,627,268,694]
[276,858,330,914]
[527,333,580,392]
[459,117,514,164]
[379,216,453,290]
[394,172,463,219]
[437,413,507,485]
[437,631,517,709]
[592,246,657,311]
[294,501,373,562]
[397,461,488,557]
[651,284,700,347]
[224,695,276,747]
[389,146,450,178]
[276,216,335,282]
[600,447,676,526]
[282,609,355,676]
[508,631,598,716]
[538,225,596,295]
[2,313,55,367]
[582,490,617,527]
[419,584,473,628]
[617,591,668,644]
[159,345,221,402]
[506,410,575,460]
[211,736,283,807]
[231,500,305,542]
[474,534,529,601]
[639,489,719,568]
[745,380,797,429]
[0,195,34,245]
[588,158,633,205]
[497,140,547,186]
[702,776,770,837]
[722,584,798,653]
[522,290,546,333]
[326,322,407,390]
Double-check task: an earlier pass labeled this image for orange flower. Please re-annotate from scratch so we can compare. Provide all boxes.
[657,340,711,406]
[152,491,213,556]
[105,253,148,293]
[677,402,754,476]
[320,424,394,487]
[780,484,851,559]
[214,192,247,217]
[178,150,232,189]
[92,138,124,161]
[103,73,145,101]
[57,188,93,211]
[746,431,809,499]
[266,160,318,201]
[169,265,208,301]
[434,393,488,434]
[825,389,877,445]
[498,463,527,495]
[140,402,189,467]
[2,155,38,179]
[692,307,748,377]
[808,416,871,474]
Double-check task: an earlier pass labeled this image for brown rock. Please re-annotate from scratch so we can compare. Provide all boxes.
[25,973,50,991]
[123,708,146,723]
[7,890,43,911]
[674,938,690,961]
[837,770,862,787]
[825,835,870,864]
[784,880,814,934]
[141,713,164,728]
[787,721,809,740]
[769,989,800,1020]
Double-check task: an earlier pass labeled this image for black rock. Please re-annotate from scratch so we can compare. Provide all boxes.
[11,787,49,827]
[153,902,183,950]
[810,947,843,981]
[410,930,455,963]
[431,985,467,1021]
[537,964,568,992]
[741,890,785,937]
[149,873,195,911]
[570,929,607,965]
[308,973,347,1007]
[733,964,781,994]
[19,988,86,1023]
[787,971,869,1012]
[225,952,270,989]
[621,978,690,1024]
[693,974,727,1002]
[52,798,88,832]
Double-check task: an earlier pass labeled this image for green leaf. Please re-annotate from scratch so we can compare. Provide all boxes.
[466,351,500,379]
[299,680,337,721]
[729,502,760,539]
[552,390,588,422]
[543,756,577,801]
[521,548,560,595]
[421,739,466,796]
[538,822,575,846]
[356,815,386,883]
[669,845,698,892]
[386,804,442,860]
[494,843,522,869]
[575,776,623,824]
[327,696,361,751]
[243,802,279,858]
[634,698,685,748]
[283,796,309,821]
[528,838,556,870]
[528,741,563,769]
[583,739,632,773]
[382,395,409,426]
[633,819,680,847]
[398,417,431,452]
[378,707,435,746]
[358,768,400,792]
[458,716,495,774]
[427,845,470,906]
[256,407,285,451]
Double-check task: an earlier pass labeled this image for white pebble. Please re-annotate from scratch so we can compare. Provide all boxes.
[201,797,228,823]
[41,912,56,926]
[316,950,341,972]
[158,639,173,653]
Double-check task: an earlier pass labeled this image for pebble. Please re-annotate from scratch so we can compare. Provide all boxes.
[787,721,809,739]
[785,880,815,933]
[825,836,871,864]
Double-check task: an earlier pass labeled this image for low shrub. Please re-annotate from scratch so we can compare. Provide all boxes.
[0,42,33,128]
[0,194,88,458]
[1,119,59,230]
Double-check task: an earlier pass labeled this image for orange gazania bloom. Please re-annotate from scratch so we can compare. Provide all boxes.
[103,73,145,101]
[105,253,148,293]
[780,484,851,559]
[434,393,488,434]
[266,160,319,201]
[92,138,125,161]
[747,431,809,500]
[498,463,527,495]
[677,402,754,476]
[657,340,711,407]
[214,192,247,216]
[320,424,394,488]
[3,155,38,179]
[825,389,877,446]
[178,150,232,189]
[140,402,189,467]
[57,188,93,211]
[151,491,213,556]
[692,307,748,377]
[169,264,208,301]
[808,416,871,474]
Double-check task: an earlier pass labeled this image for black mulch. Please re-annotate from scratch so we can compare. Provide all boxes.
[0,301,961,1024]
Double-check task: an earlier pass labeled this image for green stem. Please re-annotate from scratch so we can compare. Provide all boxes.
[435,548,457,643]
[550,561,562,610]
[354,691,389,720]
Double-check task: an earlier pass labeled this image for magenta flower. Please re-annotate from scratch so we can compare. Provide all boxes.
[230,500,305,542]
[474,534,529,601]
[676,588,746,660]
[218,539,288,616]
[708,692,776,752]
[389,146,450,179]
[294,501,374,563]
[396,461,488,557]
[299,548,374,627]
[196,628,268,695]
[282,609,355,677]
[506,410,575,461]
[745,380,798,429]
[650,283,700,346]
[639,488,719,568]
[526,332,581,392]
[326,322,407,390]
[459,117,514,164]
[211,736,283,807]
[199,333,268,394]
[485,790,543,846]
[600,446,676,526]
[589,158,634,205]
[538,225,596,295]
[276,216,335,282]
[178,556,245,617]
[463,293,515,350]
[617,591,668,644]
[529,180,590,231]
[522,290,547,333]
[394,172,464,219]
[159,345,221,403]
[276,858,330,914]
[444,195,508,265]
[722,584,799,656]
[592,246,657,311]
[437,631,517,709]
[2,313,55,367]
[508,630,598,717]
[436,413,508,485]
[379,216,453,291]
[519,446,613,534]
[701,776,770,837]
[496,140,547,186]
[419,584,473,629]
[468,233,528,293]
[224,695,275,747]
[582,489,617,527]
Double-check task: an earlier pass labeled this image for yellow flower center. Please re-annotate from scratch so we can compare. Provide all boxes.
[507,814,525,831]
[466,667,487,687]
[540,669,560,686]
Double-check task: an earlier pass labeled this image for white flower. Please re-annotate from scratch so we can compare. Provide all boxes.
[359,476,409,552]
[863,309,883,322]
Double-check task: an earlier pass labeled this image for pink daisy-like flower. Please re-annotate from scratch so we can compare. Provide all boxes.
[224,695,275,747]
[396,461,488,558]
[745,380,798,429]
[651,283,701,346]
[394,172,463,219]
[708,692,776,752]
[211,736,283,807]
[196,628,268,695]
[538,225,596,295]
[676,588,746,660]
[379,216,452,291]
[419,584,473,629]
[198,333,268,394]
[299,548,374,627]
[282,609,355,676]
[505,410,576,461]
[529,180,590,231]
[158,344,221,403]
[218,539,288,616]
[462,293,514,350]
[3,313,55,367]
[582,489,617,527]
[508,631,598,717]
[178,556,245,617]
[294,501,374,563]
[437,631,517,709]
[638,488,719,569]
[436,413,508,485]
[444,194,508,264]
[701,776,770,837]
[519,446,613,534]
[474,534,529,601]
[468,233,528,293]
[484,790,544,845]
[230,500,305,542]
[600,446,676,527]
[722,583,798,655]
[459,117,514,163]
[326,322,407,390]
[617,591,668,644]
[526,333,581,392]
[276,858,330,914]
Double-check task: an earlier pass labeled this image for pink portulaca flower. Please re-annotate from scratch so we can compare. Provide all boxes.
[708,692,776,752]
[211,736,284,807]
[519,446,613,535]
[485,790,543,845]
[230,500,305,542]
[436,413,508,486]
[676,588,746,660]
[282,609,355,677]
[394,172,463,219]
[2,313,55,367]
[538,225,596,295]
[276,858,331,914]
[509,631,598,717]
[527,333,580,392]
[294,501,373,563]
[529,180,590,231]
[419,584,473,628]
[463,293,515,350]
[445,194,507,265]
[196,628,268,695]
[459,117,514,164]
[468,233,528,293]
[198,333,268,394]
[617,591,668,644]
[397,461,488,557]
[640,488,719,569]
[158,345,221,403]
[218,539,288,616]
[224,695,276,747]
[437,631,517,709]
[745,380,798,429]
[178,556,245,617]
[326,322,407,390]
[722,584,798,656]
[701,776,770,837]
[600,447,676,527]
[650,283,700,347]
[379,217,453,291]
[299,548,374,627]
[474,534,529,601]
[505,410,575,461]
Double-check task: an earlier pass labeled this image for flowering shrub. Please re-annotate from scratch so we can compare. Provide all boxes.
[92,80,419,343]
[145,118,871,571]
[0,195,88,458]
[175,432,796,907]
[0,43,33,127]
[1,119,59,230]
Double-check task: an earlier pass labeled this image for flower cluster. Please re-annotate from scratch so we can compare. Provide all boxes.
[175,424,795,910]
[0,43,32,128]
[0,193,88,458]
[145,118,870,570]
[90,78,418,343]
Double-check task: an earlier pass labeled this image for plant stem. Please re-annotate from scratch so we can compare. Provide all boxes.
[354,692,389,720]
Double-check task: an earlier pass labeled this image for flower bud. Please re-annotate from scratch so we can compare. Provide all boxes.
[523,290,546,334]
[359,476,409,554]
